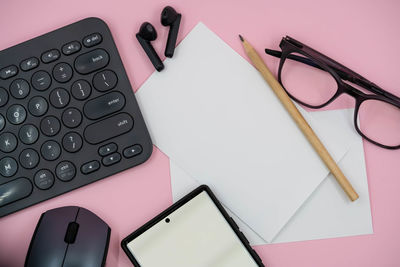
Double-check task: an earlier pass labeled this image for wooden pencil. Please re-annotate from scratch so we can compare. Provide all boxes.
[239,35,359,201]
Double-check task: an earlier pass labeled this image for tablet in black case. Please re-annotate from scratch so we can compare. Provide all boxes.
[121,185,264,267]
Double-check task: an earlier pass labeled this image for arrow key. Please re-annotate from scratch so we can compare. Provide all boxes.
[81,160,100,174]
[123,144,142,158]
[98,143,117,156]
[102,152,121,167]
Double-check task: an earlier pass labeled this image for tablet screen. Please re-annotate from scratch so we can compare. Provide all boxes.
[126,191,259,267]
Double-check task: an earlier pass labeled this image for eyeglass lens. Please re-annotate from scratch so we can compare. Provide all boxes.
[280,52,400,148]
[357,99,400,148]
[281,53,337,107]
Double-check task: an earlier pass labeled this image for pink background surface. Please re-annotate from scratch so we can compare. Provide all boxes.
[1,0,400,266]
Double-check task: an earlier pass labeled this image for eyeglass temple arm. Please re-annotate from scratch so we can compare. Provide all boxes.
[265,49,400,103]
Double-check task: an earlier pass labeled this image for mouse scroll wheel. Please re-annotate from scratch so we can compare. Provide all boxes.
[64,222,80,244]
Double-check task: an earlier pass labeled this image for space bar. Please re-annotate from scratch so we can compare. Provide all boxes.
[84,113,134,144]
[0,178,32,207]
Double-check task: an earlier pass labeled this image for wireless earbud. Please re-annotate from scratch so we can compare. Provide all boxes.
[161,6,181,58]
[136,22,164,71]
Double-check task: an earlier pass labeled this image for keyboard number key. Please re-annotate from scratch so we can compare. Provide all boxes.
[10,79,30,99]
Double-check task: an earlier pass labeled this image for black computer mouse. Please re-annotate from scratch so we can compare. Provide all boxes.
[25,206,111,267]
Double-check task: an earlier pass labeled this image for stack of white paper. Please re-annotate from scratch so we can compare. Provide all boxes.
[136,22,373,244]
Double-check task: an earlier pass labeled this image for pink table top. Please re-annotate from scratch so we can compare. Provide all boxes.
[1,0,400,266]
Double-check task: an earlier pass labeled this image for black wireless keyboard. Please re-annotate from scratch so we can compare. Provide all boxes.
[0,18,152,217]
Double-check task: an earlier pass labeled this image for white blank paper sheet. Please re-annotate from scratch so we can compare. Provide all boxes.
[136,22,351,242]
[170,108,373,244]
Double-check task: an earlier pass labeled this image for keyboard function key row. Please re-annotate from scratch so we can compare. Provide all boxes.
[62,41,81,55]
[41,49,60,64]
[20,57,39,71]
[0,65,18,80]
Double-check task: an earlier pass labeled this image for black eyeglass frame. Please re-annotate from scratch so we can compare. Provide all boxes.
[265,36,400,150]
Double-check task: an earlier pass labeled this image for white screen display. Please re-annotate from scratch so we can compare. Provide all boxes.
[126,191,259,267]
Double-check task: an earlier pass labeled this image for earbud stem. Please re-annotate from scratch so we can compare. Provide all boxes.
[136,34,164,72]
[165,14,181,58]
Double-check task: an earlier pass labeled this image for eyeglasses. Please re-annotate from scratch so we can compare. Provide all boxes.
[265,36,400,150]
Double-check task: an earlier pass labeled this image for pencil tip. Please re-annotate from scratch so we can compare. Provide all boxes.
[238,34,244,42]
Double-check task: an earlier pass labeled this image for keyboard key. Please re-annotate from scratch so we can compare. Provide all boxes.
[0,114,4,131]
[34,169,54,190]
[10,79,30,99]
[0,157,18,177]
[53,63,73,83]
[98,143,117,156]
[62,108,82,128]
[81,160,100,174]
[49,88,70,108]
[0,178,32,207]
[20,57,39,71]
[84,92,125,120]
[56,161,76,181]
[74,49,109,74]
[31,70,52,91]
[7,104,26,125]
[102,152,121,166]
[62,41,81,55]
[19,148,40,169]
[62,132,83,153]
[19,124,39,145]
[123,144,142,158]
[41,49,60,63]
[83,33,102,47]
[41,140,61,161]
[0,65,18,80]
[0,87,9,107]
[40,116,60,136]
[19,124,39,144]
[0,132,17,153]
[84,113,133,145]
[71,80,91,100]
[28,96,48,117]
[93,70,117,92]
